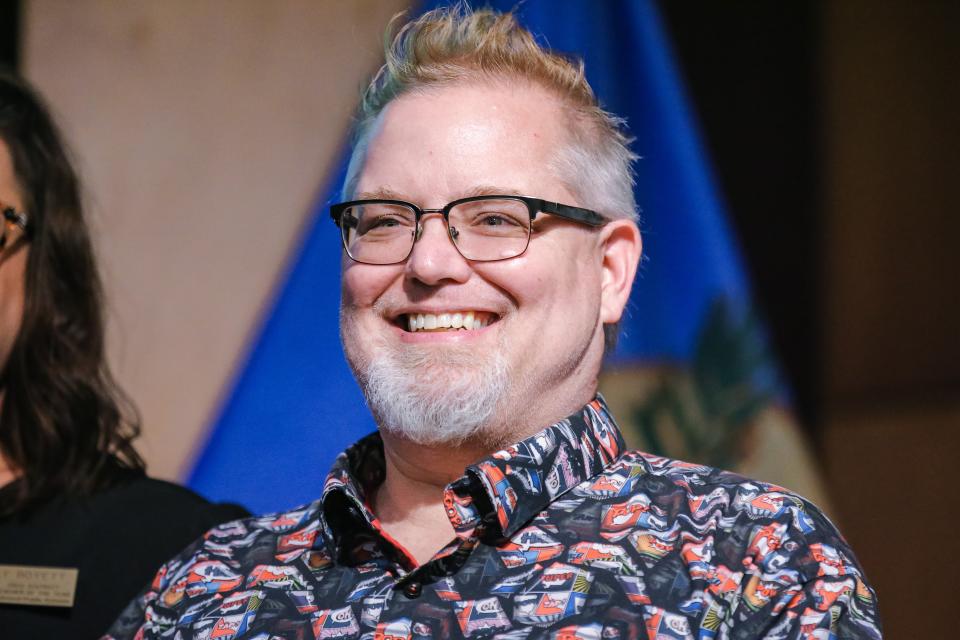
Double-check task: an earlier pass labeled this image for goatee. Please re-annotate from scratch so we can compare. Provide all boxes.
[358,342,510,447]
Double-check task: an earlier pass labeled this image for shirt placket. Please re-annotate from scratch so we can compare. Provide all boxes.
[324,484,487,603]
[387,474,492,599]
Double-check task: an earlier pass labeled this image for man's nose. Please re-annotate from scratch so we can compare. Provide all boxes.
[404,213,471,285]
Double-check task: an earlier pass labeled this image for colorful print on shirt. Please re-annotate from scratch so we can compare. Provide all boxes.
[106,397,881,639]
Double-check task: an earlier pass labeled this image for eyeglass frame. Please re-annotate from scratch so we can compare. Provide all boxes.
[1,204,30,250]
[330,194,606,265]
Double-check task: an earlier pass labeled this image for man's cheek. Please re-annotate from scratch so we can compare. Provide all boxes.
[342,266,395,307]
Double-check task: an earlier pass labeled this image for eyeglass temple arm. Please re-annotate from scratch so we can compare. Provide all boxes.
[534,200,606,227]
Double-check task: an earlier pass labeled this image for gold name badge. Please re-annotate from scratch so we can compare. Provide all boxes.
[0,564,78,607]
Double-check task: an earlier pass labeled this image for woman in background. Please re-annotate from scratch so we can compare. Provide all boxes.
[0,71,248,638]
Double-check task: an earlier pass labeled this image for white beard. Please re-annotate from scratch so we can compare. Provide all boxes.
[355,340,510,447]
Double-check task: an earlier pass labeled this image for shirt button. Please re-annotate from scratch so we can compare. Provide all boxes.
[403,582,422,599]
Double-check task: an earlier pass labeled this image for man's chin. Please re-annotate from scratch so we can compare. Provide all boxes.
[361,345,511,450]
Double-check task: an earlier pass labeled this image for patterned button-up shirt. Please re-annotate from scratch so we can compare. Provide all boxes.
[107,398,881,639]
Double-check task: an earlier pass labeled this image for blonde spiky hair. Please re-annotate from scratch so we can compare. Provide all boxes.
[343,4,638,223]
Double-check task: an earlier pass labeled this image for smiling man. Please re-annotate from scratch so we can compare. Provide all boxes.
[108,7,881,639]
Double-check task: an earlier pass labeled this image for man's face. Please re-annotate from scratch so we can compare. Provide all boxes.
[0,139,28,380]
[340,81,632,445]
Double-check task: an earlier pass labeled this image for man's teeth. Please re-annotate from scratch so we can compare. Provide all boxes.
[406,311,493,332]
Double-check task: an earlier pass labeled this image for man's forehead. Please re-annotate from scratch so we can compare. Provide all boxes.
[370,81,567,146]
[354,82,572,203]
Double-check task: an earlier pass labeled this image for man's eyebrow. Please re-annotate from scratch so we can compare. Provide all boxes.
[461,185,525,198]
[353,185,527,203]
[354,187,406,201]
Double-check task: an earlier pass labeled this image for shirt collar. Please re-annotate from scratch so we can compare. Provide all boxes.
[445,395,626,540]
[319,432,385,561]
[320,395,626,554]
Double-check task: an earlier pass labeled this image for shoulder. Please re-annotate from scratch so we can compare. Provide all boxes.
[70,474,250,559]
[0,470,249,561]
[0,473,250,640]
[569,450,866,584]
[139,500,328,598]
[99,475,250,528]
[566,450,881,637]
[72,475,251,592]
[106,500,328,638]
[613,449,830,521]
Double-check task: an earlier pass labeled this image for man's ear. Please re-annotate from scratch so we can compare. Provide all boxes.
[598,219,641,324]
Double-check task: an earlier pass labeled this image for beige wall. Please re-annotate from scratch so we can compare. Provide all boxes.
[23,0,408,480]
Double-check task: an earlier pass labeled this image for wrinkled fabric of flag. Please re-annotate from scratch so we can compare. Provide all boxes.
[189,0,828,515]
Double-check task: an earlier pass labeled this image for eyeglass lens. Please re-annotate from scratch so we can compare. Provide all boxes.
[341,198,532,264]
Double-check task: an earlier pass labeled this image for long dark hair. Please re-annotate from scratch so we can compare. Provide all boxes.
[0,70,144,516]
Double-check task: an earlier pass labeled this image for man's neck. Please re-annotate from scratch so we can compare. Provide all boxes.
[370,433,491,566]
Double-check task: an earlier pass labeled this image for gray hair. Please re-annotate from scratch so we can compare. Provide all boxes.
[342,4,638,225]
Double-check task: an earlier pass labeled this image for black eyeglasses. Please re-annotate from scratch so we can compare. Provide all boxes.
[330,194,605,265]
[1,204,29,250]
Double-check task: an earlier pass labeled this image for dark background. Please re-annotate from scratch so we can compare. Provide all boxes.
[1,1,19,70]
[659,1,823,431]
[658,3,960,638]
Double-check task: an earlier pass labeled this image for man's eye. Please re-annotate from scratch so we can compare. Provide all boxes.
[478,213,519,226]
[363,215,410,232]
[372,216,401,227]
